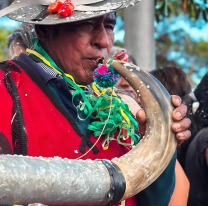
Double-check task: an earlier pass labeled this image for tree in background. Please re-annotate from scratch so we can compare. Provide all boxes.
[156,0,208,21]
[115,0,208,87]
[155,0,208,86]
[0,0,20,61]
[0,28,10,61]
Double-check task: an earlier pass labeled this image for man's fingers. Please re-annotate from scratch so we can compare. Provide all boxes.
[118,93,142,117]
[172,104,187,121]
[172,117,191,146]
[176,130,191,146]
[118,93,147,136]
[136,109,146,137]
[171,95,182,107]
[136,109,146,125]
[139,124,146,137]
[172,118,191,133]
[171,94,191,146]
[171,95,187,122]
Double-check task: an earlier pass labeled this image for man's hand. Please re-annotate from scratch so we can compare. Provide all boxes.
[120,93,191,145]
[136,95,191,145]
[171,95,191,146]
[118,93,146,136]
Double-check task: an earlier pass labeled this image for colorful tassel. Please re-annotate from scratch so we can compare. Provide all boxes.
[93,65,119,88]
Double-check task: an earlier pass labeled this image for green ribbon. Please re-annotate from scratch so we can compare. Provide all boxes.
[32,38,140,148]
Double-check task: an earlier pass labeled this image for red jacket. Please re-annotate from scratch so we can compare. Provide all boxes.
[0,60,135,206]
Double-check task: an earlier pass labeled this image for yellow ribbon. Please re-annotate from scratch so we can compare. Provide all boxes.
[26,48,87,88]
[92,83,131,143]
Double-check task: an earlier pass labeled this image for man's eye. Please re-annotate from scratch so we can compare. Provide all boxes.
[105,25,114,30]
[81,22,93,27]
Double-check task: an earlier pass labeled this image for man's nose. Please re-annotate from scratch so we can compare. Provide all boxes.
[91,26,110,49]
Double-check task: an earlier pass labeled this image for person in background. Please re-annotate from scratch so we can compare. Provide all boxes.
[185,72,208,206]
[7,23,36,60]
[150,67,200,169]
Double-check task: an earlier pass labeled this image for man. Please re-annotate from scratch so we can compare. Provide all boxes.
[0,0,191,205]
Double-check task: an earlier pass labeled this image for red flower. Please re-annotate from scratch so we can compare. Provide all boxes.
[47,0,63,13]
[58,1,75,17]
[113,50,129,62]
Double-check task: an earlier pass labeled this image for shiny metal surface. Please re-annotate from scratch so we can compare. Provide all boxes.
[0,155,110,205]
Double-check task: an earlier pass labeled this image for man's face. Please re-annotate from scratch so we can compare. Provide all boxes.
[44,13,116,85]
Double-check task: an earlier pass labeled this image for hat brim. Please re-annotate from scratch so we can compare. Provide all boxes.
[7,0,141,25]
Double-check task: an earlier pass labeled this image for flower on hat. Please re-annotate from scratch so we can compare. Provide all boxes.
[47,0,63,13]
[58,1,75,17]
[47,0,74,17]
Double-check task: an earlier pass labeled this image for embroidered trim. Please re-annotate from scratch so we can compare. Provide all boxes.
[0,61,28,155]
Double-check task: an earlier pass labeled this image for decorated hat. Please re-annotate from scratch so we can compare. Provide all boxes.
[0,0,141,25]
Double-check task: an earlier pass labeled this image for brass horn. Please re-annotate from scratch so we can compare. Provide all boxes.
[0,59,176,205]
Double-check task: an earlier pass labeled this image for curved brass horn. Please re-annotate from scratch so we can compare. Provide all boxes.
[0,59,176,205]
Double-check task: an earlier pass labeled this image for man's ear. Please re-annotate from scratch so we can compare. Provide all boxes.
[35,25,52,42]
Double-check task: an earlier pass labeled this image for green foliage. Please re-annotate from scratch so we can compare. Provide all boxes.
[117,10,124,20]
[0,27,10,61]
[155,0,208,22]
[154,0,208,87]
[193,40,208,58]
[114,41,124,48]
[155,28,208,87]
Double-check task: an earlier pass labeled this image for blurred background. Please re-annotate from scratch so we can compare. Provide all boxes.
[0,0,208,87]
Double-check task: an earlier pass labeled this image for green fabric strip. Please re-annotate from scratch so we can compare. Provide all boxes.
[32,38,140,147]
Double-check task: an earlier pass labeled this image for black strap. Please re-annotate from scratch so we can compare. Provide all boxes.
[79,130,99,154]
[31,7,49,22]
[102,160,126,205]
